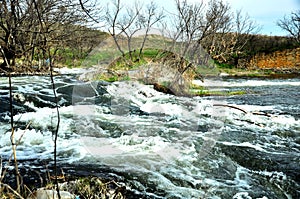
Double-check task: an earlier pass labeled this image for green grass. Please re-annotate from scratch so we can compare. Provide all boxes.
[81,49,121,68]
[142,48,161,58]
[54,48,88,68]
[190,84,205,90]
[215,61,235,69]
[108,48,162,70]
[191,89,247,96]
[94,73,131,82]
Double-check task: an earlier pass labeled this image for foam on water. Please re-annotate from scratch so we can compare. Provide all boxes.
[0,128,85,161]
[54,67,88,75]
[71,80,299,197]
[0,75,299,198]
[83,135,171,155]
[0,105,87,162]
[220,141,268,153]
[217,103,299,130]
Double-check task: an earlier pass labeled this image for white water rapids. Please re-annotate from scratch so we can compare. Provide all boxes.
[0,69,299,198]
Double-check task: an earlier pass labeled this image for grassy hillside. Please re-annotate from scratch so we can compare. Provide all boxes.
[82,33,299,69]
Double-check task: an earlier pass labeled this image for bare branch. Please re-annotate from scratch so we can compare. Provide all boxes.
[0,45,21,192]
[79,0,100,23]
[277,10,300,44]
[105,0,125,56]
[0,0,99,70]
[138,1,165,56]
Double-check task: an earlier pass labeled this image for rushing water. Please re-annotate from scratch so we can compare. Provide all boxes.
[0,69,299,198]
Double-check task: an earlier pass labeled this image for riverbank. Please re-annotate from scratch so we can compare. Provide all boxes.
[217,67,300,78]
[1,66,299,79]
[1,65,298,98]
[1,162,143,199]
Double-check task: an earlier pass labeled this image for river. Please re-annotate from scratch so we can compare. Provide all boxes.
[0,69,299,198]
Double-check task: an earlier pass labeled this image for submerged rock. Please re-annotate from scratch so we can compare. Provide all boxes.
[221,145,300,183]
[56,81,110,106]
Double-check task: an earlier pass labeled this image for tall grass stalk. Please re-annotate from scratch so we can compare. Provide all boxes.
[0,46,21,193]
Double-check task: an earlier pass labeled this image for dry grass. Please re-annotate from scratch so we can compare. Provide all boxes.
[0,176,127,199]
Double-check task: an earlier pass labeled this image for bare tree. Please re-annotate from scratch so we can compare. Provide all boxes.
[138,1,165,58]
[203,9,260,65]
[105,0,126,57]
[229,10,261,66]
[0,0,18,70]
[201,0,232,42]
[118,1,142,60]
[201,0,232,58]
[165,0,232,69]
[183,0,204,57]
[195,0,232,64]
[0,0,99,72]
[168,0,260,67]
[166,0,206,57]
[277,10,300,44]
[104,0,164,64]
[105,0,144,60]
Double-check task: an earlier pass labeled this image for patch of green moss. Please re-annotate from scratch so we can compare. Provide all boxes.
[192,89,247,96]
[190,84,205,90]
[215,61,234,69]
[94,73,131,82]
[108,49,157,70]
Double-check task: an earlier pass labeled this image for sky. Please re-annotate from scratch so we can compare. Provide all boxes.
[224,0,300,36]
[101,0,300,36]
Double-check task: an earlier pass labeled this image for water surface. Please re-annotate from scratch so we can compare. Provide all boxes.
[0,71,299,198]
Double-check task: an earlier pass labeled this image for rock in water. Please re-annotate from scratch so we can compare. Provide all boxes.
[27,189,74,199]
[153,83,175,95]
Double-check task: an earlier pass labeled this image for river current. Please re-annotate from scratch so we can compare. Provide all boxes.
[0,69,299,198]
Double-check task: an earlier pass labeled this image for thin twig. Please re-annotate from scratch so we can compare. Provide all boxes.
[0,45,21,193]
[0,183,25,199]
[0,156,2,183]
[49,52,61,199]
[16,121,32,146]
[10,73,21,193]
[213,104,248,114]
[251,111,272,117]
[213,104,273,118]
[79,0,99,23]
[31,1,61,197]
[0,121,32,183]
